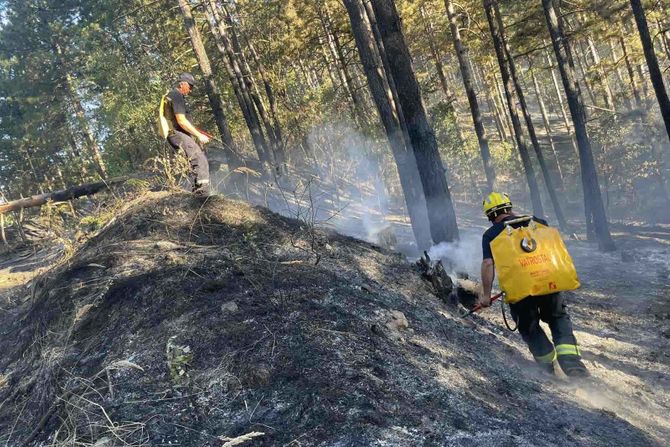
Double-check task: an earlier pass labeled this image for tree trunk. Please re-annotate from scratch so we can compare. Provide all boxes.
[485,79,508,142]
[0,213,7,246]
[420,5,453,102]
[445,0,496,192]
[469,58,485,94]
[57,100,92,182]
[660,20,670,61]
[477,63,509,142]
[544,45,571,126]
[56,166,77,216]
[586,36,616,112]
[54,42,107,178]
[320,4,368,127]
[493,69,514,140]
[363,0,413,153]
[491,1,567,229]
[543,0,616,251]
[237,27,285,162]
[529,57,564,188]
[619,36,643,109]
[343,0,432,250]
[65,77,107,178]
[177,0,235,151]
[316,33,341,91]
[608,38,634,110]
[0,174,153,215]
[222,4,285,165]
[370,0,459,243]
[636,62,651,99]
[572,39,599,108]
[204,0,271,163]
[484,0,544,217]
[630,0,670,144]
[222,4,278,165]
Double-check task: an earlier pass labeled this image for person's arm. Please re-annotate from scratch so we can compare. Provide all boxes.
[175,114,210,144]
[479,258,495,307]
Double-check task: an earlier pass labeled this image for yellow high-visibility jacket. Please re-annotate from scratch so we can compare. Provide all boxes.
[157,93,175,139]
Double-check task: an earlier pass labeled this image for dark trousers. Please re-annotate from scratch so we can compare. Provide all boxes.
[167,131,210,186]
[510,293,580,364]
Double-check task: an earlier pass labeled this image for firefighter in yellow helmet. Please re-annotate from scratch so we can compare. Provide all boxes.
[479,192,588,377]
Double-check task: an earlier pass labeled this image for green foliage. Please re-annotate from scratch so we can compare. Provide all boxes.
[0,0,668,223]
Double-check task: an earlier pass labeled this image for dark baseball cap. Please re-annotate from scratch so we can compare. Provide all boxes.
[177,73,195,86]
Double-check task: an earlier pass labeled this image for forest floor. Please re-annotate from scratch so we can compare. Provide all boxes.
[0,183,668,446]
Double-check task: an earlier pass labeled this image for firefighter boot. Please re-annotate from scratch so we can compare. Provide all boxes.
[558,355,589,378]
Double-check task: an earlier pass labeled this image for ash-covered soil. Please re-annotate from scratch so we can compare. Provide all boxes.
[0,191,668,446]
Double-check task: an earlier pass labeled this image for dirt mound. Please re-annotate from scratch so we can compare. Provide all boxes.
[0,192,663,446]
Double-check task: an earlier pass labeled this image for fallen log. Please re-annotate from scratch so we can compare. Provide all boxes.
[0,174,153,215]
[417,251,454,305]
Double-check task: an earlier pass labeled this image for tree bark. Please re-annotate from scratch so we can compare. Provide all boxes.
[630,0,670,144]
[65,76,107,179]
[56,166,77,216]
[636,63,651,99]
[543,0,616,251]
[445,0,496,192]
[177,0,235,151]
[484,0,544,217]
[370,0,459,243]
[343,0,432,250]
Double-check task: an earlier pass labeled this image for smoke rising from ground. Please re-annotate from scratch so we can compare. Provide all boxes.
[300,123,422,254]
[427,231,483,277]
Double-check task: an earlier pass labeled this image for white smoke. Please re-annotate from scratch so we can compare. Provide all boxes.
[303,122,395,243]
[427,231,483,277]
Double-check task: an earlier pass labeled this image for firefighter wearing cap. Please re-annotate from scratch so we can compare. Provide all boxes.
[479,192,588,377]
[159,73,211,195]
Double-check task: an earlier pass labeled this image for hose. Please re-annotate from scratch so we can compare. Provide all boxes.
[501,299,518,332]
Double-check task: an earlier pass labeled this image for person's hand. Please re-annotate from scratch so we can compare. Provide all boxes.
[478,292,492,308]
[197,134,211,145]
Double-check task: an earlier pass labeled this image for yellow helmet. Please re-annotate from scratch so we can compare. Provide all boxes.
[483,192,512,218]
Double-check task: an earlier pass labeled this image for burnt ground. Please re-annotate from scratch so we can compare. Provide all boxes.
[0,191,668,446]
